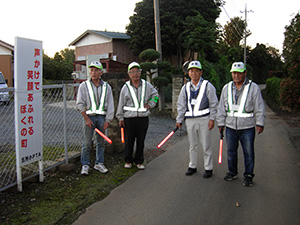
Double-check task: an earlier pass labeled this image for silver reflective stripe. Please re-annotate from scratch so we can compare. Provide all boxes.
[185,80,210,117]
[86,81,107,115]
[123,79,147,112]
[227,81,253,118]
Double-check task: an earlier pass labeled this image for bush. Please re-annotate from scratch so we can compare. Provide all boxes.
[279,78,300,111]
[265,77,282,109]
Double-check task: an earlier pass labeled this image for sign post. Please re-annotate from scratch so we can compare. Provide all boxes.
[14,37,43,192]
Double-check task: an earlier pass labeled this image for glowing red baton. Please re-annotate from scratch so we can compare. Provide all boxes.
[121,127,125,143]
[92,125,112,144]
[218,130,224,164]
[157,127,179,149]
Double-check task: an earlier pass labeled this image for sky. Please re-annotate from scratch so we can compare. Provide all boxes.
[1,0,299,57]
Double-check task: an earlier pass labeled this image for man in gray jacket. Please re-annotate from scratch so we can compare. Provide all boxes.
[176,60,218,178]
[116,62,159,170]
[76,61,114,175]
[217,62,265,187]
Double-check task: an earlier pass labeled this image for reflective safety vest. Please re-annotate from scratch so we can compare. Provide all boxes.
[185,80,210,117]
[85,80,107,115]
[227,80,254,118]
[123,79,147,112]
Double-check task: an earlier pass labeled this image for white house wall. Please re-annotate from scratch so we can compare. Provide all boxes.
[75,33,112,47]
[0,46,12,55]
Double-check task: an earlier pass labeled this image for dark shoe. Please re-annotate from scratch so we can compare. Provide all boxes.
[243,175,253,187]
[224,173,237,181]
[203,170,213,178]
[185,168,197,176]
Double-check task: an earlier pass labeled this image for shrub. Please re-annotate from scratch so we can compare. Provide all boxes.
[279,78,300,111]
[265,77,282,109]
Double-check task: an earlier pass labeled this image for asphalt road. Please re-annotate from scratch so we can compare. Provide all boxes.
[73,104,300,225]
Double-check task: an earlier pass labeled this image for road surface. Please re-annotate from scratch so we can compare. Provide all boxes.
[73,104,300,225]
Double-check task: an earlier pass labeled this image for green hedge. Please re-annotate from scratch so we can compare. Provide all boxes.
[265,77,282,106]
[279,78,300,111]
[266,77,300,112]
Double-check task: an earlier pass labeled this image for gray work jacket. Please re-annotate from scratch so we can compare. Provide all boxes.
[76,79,114,123]
[216,78,266,130]
[176,79,218,123]
[116,79,159,120]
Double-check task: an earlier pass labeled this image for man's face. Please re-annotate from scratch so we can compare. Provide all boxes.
[128,67,141,82]
[188,68,202,83]
[90,67,103,80]
[232,71,247,85]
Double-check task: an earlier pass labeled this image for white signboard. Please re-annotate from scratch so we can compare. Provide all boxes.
[14,37,43,166]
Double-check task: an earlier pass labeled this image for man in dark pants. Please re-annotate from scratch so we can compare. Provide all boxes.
[217,62,266,187]
[116,62,159,170]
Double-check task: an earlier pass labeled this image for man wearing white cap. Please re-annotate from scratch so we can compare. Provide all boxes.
[116,62,158,170]
[76,61,114,175]
[176,60,218,178]
[217,62,265,187]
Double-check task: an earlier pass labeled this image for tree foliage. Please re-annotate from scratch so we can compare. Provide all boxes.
[222,17,247,47]
[126,0,223,66]
[139,49,161,61]
[248,44,283,84]
[282,13,300,79]
[43,48,75,81]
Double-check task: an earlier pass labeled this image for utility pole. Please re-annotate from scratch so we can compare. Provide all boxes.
[154,0,162,61]
[241,4,253,66]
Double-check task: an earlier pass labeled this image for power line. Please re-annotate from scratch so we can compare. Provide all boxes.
[221,5,244,38]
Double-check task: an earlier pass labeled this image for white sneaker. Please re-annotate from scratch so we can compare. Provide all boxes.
[94,163,108,173]
[81,165,89,175]
[136,164,145,170]
[124,163,132,169]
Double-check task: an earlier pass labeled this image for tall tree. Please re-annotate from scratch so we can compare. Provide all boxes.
[282,13,300,79]
[43,48,75,81]
[221,17,247,48]
[247,44,283,83]
[126,0,223,66]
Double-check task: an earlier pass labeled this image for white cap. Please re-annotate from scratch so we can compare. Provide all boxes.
[230,62,246,73]
[188,61,202,70]
[89,61,103,70]
[128,62,141,71]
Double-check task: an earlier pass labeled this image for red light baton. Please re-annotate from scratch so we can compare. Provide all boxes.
[92,125,112,144]
[157,127,179,149]
[121,126,125,143]
[218,129,224,164]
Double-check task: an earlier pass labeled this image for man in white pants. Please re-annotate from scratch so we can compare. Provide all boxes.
[176,60,218,178]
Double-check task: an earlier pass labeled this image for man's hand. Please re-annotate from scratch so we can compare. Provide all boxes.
[256,126,264,134]
[119,120,125,128]
[103,122,110,130]
[144,104,151,110]
[175,122,182,129]
[208,120,214,130]
[84,117,94,129]
[219,126,225,134]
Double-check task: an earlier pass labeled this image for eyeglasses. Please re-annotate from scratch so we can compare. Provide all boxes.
[129,69,142,74]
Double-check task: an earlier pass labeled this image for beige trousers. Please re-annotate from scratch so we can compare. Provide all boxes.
[185,116,213,170]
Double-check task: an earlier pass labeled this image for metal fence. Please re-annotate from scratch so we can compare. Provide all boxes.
[0,84,82,191]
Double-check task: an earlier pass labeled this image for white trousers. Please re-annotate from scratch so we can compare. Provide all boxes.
[185,116,213,170]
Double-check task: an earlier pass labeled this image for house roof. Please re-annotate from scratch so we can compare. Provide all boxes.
[0,40,14,51]
[69,30,130,46]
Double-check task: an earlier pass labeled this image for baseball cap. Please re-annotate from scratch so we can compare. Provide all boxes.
[89,61,103,70]
[230,62,246,73]
[128,62,141,71]
[188,61,202,70]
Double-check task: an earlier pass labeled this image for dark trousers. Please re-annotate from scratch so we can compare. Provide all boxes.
[226,127,256,178]
[124,117,149,164]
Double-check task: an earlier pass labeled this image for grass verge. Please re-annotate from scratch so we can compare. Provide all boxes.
[0,152,139,225]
